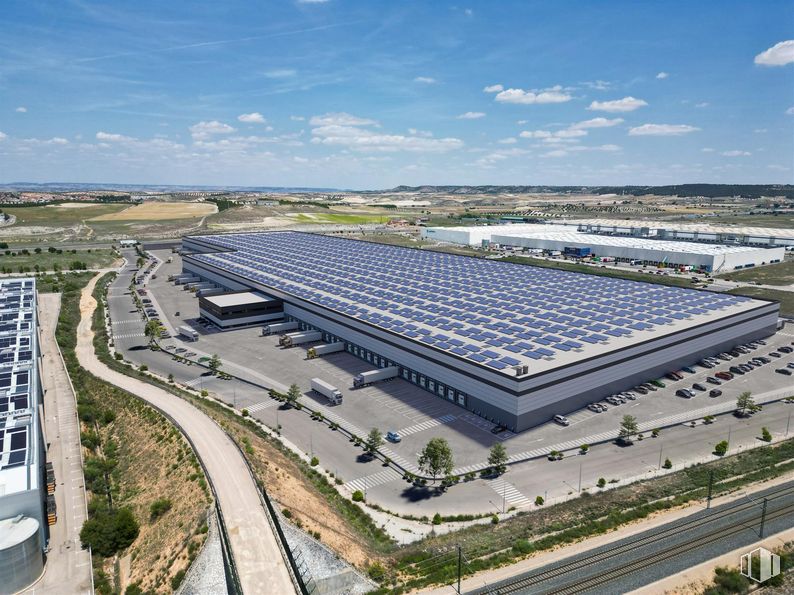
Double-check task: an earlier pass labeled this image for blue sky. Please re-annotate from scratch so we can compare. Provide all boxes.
[0,0,792,188]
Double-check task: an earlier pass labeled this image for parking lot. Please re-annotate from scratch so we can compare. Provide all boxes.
[107,249,794,515]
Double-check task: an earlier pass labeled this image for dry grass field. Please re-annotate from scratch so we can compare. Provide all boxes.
[90,202,216,221]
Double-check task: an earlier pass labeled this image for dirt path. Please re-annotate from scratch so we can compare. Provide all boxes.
[74,273,296,595]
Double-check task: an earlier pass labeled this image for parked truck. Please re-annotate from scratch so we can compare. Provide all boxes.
[175,275,200,286]
[178,325,199,341]
[306,342,345,359]
[262,321,297,336]
[353,366,399,388]
[280,330,322,348]
[196,287,225,297]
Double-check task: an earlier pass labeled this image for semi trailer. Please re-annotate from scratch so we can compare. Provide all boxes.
[178,326,199,341]
[280,330,322,348]
[262,321,298,336]
[352,366,399,388]
[310,378,343,405]
[175,275,200,285]
[306,342,345,359]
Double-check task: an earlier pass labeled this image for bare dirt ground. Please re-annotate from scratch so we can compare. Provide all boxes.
[90,202,217,221]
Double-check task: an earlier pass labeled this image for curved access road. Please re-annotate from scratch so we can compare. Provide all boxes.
[75,273,296,595]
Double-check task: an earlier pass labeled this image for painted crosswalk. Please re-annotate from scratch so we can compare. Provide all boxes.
[457,412,516,441]
[486,478,532,508]
[245,400,278,414]
[111,319,143,325]
[311,405,367,439]
[183,377,205,388]
[344,468,402,493]
[112,332,145,339]
[398,414,456,437]
[379,447,417,473]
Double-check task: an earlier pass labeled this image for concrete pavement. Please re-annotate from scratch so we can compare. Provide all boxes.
[75,273,297,595]
[23,293,92,595]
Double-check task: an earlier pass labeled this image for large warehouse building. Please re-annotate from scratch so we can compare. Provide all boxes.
[181,232,779,432]
[0,278,46,592]
[422,224,786,271]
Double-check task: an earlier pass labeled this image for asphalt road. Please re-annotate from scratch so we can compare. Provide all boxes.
[466,480,794,594]
[76,272,297,595]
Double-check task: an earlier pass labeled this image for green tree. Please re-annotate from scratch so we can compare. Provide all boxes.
[149,498,172,521]
[79,508,140,557]
[736,391,755,417]
[143,320,161,345]
[714,440,729,456]
[487,442,508,475]
[365,428,383,456]
[418,437,454,481]
[618,415,639,443]
[761,427,772,442]
[208,353,222,374]
[285,383,301,407]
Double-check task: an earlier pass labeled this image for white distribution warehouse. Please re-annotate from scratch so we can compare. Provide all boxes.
[180,232,781,432]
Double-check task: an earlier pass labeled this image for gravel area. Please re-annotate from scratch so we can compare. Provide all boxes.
[177,510,228,595]
[276,509,376,595]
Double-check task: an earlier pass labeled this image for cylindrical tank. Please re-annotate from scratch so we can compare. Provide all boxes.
[0,516,44,595]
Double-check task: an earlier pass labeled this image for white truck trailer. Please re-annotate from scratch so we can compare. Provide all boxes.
[262,321,298,336]
[310,378,343,405]
[280,330,322,348]
[353,366,399,388]
[175,275,200,286]
[196,287,225,297]
[306,342,345,359]
[178,325,199,341]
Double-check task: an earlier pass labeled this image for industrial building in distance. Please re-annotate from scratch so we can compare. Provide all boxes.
[181,232,779,432]
[0,278,47,592]
[422,224,786,272]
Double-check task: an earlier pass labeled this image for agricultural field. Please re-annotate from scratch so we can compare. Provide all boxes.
[727,286,794,317]
[718,258,794,286]
[90,201,216,221]
[0,246,118,273]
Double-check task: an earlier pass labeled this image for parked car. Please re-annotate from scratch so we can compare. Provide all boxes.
[386,431,402,443]
[606,396,623,406]
[634,386,648,395]
[769,352,782,358]
[692,383,707,392]
[699,360,714,369]
[709,389,723,398]
[682,366,696,374]
[651,379,666,388]
[787,362,794,370]
[776,368,793,376]
[490,425,508,434]
[779,346,793,354]
[553,414,570,426]
[620,392,637,400]
[676,388,695,398]
[729,366,745,375]
[642,383,657,391]
[716,371,734,381]
[705,376,721,385]
[587,403,604,413]
[666,371,684,381]
[717,353,732,361]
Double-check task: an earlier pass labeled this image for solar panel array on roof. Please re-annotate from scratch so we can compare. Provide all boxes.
[187,232,754,374]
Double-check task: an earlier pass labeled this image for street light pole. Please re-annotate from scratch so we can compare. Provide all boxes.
[578,462,583,493]
[786,411,791,438]
[658,443,664,470]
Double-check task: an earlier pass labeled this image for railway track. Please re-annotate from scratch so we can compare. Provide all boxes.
[471,484,794,594]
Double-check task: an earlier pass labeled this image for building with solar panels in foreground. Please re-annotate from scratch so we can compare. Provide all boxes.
[0,278,47,592]
[181,232,779,432]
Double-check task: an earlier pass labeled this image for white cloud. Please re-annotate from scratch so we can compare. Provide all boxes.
[297,0,329,3]
[457,111,486,120]
[656,72,669,79]
[721,150,751,157]
[695,102,710,108]
[628,124,700,136]
[542,149,569,158]
[189,120,236,140]
[520,130,552,139]
[15,106,27,113]
[290,115,305,121]
[701,147,715,152]
[786,106,794,115]
[498,137,517,144]
[263,69,296,78]
[310,115,462,153]
[483,84,503,93]
[495,86,572,105]
[408,128,433,138]
[237,112,266,124]
[309,112,378,127]
[570,117,624,129]
[516,119,528,125]
[414,76,436,84]
[555,128,588,138]
[582,80,610,90]
[0,131,7,140]
[754,128,767,133]
[754,40,794,66]
[96,131,134,142]
[588,96,648,112]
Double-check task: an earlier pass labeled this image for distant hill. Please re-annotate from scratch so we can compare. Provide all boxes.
[387,184,794,199]
[0,182,342,193]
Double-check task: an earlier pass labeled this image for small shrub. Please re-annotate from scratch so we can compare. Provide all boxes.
[352,490,365,502]
[149,498,172,521]
[432,512,442,525]
[310,456,319,466]
[663,458,672,469]
[761,427,772,442]
[491,514,499,524]
[367,561,387,583]
[535,496,544,506]
[652,428,660,437]
[597,477,606,488]
[714,441,729,456]
[282,508,292,519]
[512,539,533,555]
[242,408,249,417]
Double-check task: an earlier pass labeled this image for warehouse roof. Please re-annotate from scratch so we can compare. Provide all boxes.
[202,291,276,308]
[492,230,776,255]
[0,278,39,496]
[185,232,767,377]
[567,219,794,239]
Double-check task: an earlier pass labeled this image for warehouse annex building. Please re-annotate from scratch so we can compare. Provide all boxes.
[0,278,47,592]
[422,224,785,272]
[181,232,779,432]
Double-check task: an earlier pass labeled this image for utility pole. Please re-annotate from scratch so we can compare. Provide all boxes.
[706,469,714,509]
[760,497,768,538]
[786,411,791,438]
[727,425,732,451]
[578,462,583,493]
[457,545,462,594]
